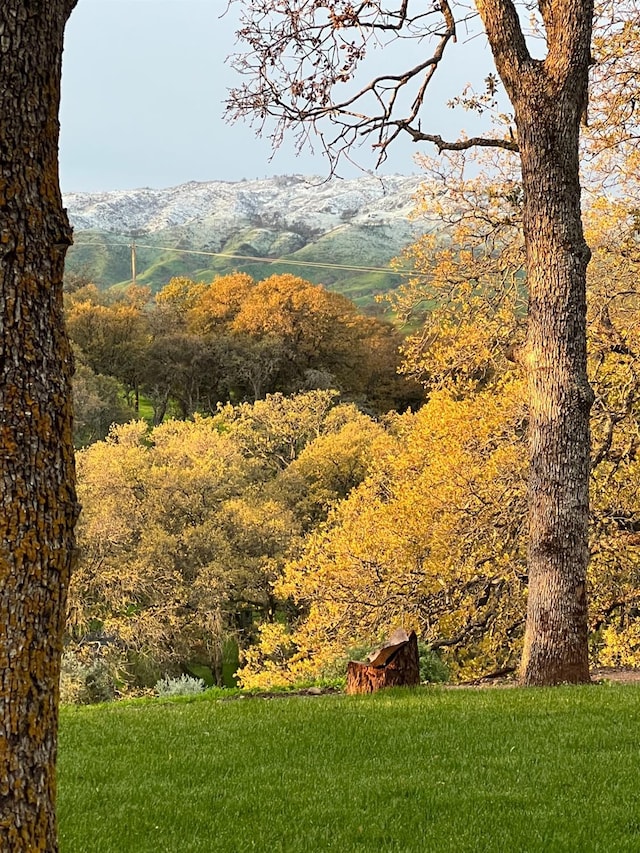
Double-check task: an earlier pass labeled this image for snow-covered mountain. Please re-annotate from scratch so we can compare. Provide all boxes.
[63,174,436,305]
[64,174,425,234]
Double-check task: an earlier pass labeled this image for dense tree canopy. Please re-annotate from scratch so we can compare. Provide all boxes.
[66,391,386,693]
[65,271,421,440]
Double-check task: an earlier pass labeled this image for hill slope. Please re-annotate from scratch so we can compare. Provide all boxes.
[64,174,435,307]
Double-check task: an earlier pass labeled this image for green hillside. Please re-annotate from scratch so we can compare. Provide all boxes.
[66,225,412,309]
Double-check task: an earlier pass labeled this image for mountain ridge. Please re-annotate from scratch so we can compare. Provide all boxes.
[63,174,435,306]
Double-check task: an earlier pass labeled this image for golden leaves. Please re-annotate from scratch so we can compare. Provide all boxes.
[241,380,529,684]
[69,391,384,688]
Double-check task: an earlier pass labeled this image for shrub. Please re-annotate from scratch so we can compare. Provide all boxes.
[60,651,118,704]
[317,645,373,682]
[598,622,640,668]
[154,674,206,698]
[418,643,449,683]
[321,641,449,685]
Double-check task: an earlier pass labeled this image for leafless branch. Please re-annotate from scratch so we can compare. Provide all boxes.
[227,0,511,170]
[402,130,518,151]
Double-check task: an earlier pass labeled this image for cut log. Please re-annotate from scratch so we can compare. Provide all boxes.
[346,630,420,695]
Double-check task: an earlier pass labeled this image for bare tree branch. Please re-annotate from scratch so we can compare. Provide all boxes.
[227,0,492,170]
[401,129,519,152]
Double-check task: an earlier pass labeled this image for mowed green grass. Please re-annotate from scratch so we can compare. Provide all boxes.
[58,685,640,852]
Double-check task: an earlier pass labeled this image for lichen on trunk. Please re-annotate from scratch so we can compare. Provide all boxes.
[472,0,594,685]
[0,1,79,849]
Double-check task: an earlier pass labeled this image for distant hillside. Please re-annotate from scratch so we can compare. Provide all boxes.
[64,174,438,308]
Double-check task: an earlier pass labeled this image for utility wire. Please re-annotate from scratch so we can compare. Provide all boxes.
[72,239,421,278]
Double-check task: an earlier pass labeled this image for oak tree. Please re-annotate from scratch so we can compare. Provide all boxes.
[152,272,416,410]
[65,290,150,411]
[68,392,382,687]
[240,381,528,687]
[0,2,79,849]
[245,151,640,687]
[229,0,595,684]
[72,354,134,447]
[389,148,526,394]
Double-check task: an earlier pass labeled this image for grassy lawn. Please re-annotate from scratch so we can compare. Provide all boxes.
[58,685,640,852]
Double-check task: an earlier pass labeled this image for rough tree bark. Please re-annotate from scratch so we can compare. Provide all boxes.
[475,0,594,684]
[0,2,79,849]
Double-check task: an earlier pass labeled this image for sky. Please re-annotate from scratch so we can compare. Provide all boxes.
[59,0,495,193]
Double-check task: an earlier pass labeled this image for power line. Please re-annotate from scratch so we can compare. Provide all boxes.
[71,239,422,278]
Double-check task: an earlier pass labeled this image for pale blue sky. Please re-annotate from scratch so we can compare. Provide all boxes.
[59,0,495,192]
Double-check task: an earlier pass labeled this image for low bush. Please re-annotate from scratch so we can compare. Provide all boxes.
[154,674,206,698]
[60,651,118,705]
[418,642,450,683]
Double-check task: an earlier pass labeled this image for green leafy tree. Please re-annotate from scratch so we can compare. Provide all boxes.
[69,391,382,688]
[72,354,135,447]
[70,419,257,681]
[240,382,528,687]
[66,295,150,410]
[164,271,417,410]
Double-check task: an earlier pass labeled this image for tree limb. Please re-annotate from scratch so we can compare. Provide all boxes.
[402,129,519,152]
[227,0,479,170]
[474,0,532,99]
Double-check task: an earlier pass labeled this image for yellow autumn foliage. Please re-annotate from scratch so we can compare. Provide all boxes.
[389,149,525,395]
[239,379,528,686]
[69,392,387,689]
[241,162,640,687]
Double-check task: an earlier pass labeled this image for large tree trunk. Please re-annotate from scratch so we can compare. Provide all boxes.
[517,97,592,685]
[0,2,78,849]
[476,2,594,685]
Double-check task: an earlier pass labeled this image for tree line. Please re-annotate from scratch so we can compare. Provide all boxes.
[65,271,422,447]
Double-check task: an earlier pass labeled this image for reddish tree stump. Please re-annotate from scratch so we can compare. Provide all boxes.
[346,630,420,694]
